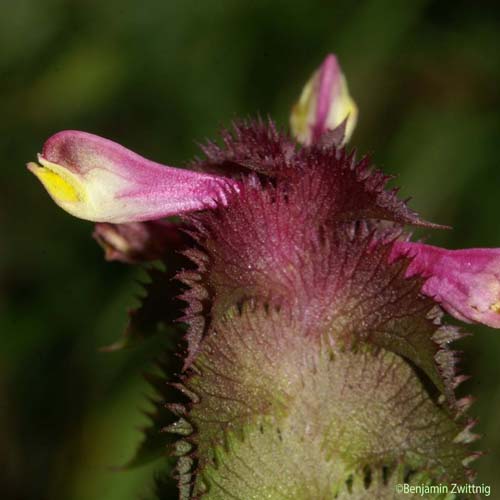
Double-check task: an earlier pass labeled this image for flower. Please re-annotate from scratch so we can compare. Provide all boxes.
[93,220,183,264]
[28,130,236,223]
[392,242,500,328]
[290,53,358,145]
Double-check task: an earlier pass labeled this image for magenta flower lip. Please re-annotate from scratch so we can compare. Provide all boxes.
[28,130,238,223]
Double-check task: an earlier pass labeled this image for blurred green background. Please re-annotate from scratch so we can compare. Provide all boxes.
[2,0,500,498]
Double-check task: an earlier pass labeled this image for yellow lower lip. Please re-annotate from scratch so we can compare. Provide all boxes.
[28,161,82,203]
[490,302,500,314]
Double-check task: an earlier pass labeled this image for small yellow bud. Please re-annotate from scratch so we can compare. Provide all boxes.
[291,54,357,146]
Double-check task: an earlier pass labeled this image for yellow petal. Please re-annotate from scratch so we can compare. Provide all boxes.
[290,78,316,145]
[328,74,358,143]
[28,157,84,203]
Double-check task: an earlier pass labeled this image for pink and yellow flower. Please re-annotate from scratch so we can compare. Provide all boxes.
[28,130,236,223]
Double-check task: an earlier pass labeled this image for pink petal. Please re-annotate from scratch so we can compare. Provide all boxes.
[29,130,237,223]
[391,241,500,328]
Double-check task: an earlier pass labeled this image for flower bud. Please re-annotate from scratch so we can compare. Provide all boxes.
[290,54,358,145]
[28,130,235,223]
[93,221,183,264]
